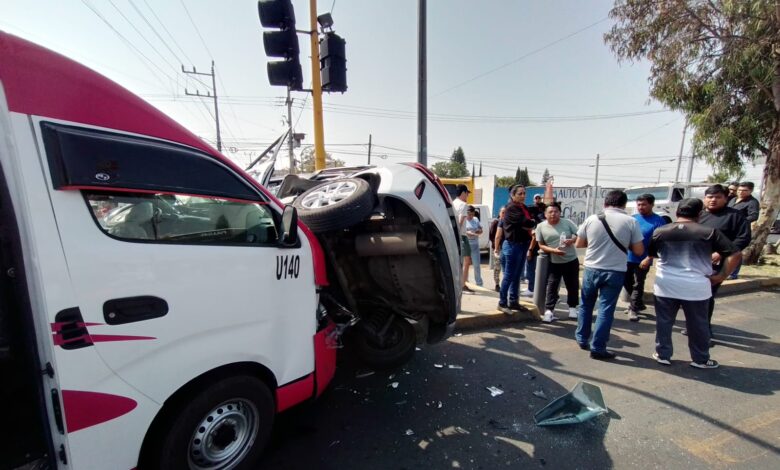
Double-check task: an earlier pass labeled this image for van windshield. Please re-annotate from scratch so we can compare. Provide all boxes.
[625,186,670,202]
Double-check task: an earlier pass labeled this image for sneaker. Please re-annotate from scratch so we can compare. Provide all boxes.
[590,350,617,360]
[508,302,529,312]
[652,353,671,366]
[628,309,639,322]
[636,304,647,312]
[494,285,500,292]
[568,307,578,319]
[497,303,511,314]
[542,310,557,323]
[578,343,590,351]
[463,285,473,293]
[680,328,688,336]
[690,359,719,369]
[521,289,533,298]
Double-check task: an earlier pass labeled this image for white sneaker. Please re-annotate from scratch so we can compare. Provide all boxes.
[542,310,557,323]
[628,309,639,322]
[568,307,578,319]
[653,352,671,366]
[521,289,533,297]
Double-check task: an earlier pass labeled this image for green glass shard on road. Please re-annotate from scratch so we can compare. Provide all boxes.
[534,381,608,426]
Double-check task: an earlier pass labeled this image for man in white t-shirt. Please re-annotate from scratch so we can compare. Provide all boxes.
[575,190,644,360]
[648,198,741,369]
[451,184,472,292]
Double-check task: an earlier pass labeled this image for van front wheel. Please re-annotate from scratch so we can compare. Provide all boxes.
[158,376,274,470]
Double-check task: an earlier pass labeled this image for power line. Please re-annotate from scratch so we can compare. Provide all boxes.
[432,17,609,97]
[80,0,177,92]
[179,0,214,59]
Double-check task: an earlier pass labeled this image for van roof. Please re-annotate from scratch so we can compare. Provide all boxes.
[0,32,215,158]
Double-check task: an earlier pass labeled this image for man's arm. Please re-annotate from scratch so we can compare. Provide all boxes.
[710,251,742,285]
[733,213,751,250]
[630,241,645,257]
[746,198,760,223]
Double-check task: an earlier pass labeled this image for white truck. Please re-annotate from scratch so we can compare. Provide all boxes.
[625,183,711,222]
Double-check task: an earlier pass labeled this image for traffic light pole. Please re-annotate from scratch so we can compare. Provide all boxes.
[417,0,427,166]
[309,0,327,171]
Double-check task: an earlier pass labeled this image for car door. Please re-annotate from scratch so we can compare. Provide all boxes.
[34,119,318,404]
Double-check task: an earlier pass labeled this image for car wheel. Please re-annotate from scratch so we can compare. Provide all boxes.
[157,376,274,470]
[352,315,416,370]
[292,178,374,233]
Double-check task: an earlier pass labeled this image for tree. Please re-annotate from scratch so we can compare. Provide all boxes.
[451,146,466,165]
[496,176,517,187]
[299,147,345,172]
[514,166,522,183]
[605,0,780,263]
[431,160,469,178]
[541,168,551,185]
[706,167,746,183]
[517,167,532,187]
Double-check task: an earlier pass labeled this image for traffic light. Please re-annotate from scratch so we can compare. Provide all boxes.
[320,32,347,93]
[258,0,303,91]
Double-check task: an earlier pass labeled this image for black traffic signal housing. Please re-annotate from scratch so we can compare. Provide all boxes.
[320,32,347,93]
[258,0,303,91]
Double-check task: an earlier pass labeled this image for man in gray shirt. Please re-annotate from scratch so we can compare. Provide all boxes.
[575,190,644,359]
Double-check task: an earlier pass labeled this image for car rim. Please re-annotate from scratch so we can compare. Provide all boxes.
[188,399,259,470]
[300,181,358,209]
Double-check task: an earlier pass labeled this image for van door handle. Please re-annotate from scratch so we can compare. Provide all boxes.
[103,296,168,325]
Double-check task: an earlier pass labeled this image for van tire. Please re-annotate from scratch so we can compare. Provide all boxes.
[352,316,416,370]
[293,178,374,233]
[156,376,273,470]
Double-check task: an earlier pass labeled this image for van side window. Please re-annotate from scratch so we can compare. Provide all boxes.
[671,188,684,202]
[85,191,279,245]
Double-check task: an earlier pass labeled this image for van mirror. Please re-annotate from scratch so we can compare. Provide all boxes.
[280,205,299,247]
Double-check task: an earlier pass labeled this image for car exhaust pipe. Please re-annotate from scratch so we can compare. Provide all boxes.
[355,231,421,256]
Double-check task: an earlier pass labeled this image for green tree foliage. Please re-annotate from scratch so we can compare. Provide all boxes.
[706,167,746,183]
[496,176,517,187]
[517,167,532,187]
[431,160,469,178]
[541,168,551,185]
[299,147,345,173]
[605,0,780,263]
[451,146,466,165]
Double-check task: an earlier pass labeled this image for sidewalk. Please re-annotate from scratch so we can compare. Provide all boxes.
[455,257,780,331]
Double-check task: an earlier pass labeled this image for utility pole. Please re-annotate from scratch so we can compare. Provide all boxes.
[657,168,665,184]
[183,61,221,152]
[686,151,695,182]
[417,0,427,165]
[309,0,327,170]
[592,153,600,214]
[286,88,295,174]
[367,134,372,165]
[674,118,689,182]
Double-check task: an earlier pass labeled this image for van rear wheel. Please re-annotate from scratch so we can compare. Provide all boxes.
[157,376,273,470]
[352,315,416,370]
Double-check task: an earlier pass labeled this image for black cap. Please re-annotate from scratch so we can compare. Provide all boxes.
[676,198,703,218]
[456,184,471,195]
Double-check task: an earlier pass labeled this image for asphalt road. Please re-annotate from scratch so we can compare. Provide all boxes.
[259,288,780,469]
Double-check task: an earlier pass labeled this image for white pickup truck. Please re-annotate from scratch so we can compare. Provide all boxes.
[625,183,711,222]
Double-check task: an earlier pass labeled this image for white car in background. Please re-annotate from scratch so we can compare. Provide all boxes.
[625,183,711,222]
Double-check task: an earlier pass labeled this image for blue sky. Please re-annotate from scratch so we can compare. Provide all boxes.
[1,0,764,187]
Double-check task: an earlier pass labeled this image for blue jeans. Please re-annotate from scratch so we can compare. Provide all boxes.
[576,268,625,353]
[468,238,483,285]
[525,254,537,292]
[500,240,529,305]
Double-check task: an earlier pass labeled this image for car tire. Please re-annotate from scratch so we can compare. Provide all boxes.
[292,178,374,233]
[352,315,416,370]
[157,376,274,470]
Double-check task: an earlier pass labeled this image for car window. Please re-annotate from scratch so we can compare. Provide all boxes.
[84,191,279,246]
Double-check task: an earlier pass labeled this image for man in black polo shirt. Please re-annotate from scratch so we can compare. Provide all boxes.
[649,198,741,369]
[697,184,751,341]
